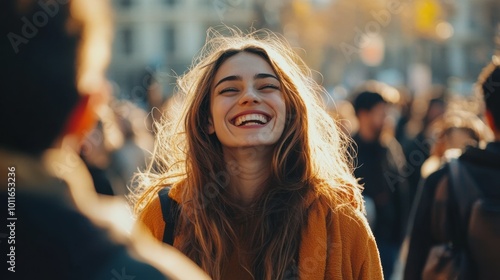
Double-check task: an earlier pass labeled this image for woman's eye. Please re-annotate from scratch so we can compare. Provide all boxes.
[259,84,280,90]
[219,87,238,94]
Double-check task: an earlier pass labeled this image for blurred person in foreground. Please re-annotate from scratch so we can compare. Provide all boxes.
[133,28,383,280]
[350,90,409,279]
[403,61,500,279]
[0,0,209,279]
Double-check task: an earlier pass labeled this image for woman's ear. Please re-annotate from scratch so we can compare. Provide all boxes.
[208,117,215,134]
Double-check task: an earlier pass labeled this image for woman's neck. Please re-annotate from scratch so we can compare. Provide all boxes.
[223,146,273,207]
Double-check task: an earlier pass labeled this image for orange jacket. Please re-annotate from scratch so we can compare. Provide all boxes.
[139,185,383,279]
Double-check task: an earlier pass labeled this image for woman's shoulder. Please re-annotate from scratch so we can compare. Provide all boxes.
[302,185,380,274]
[307,182,364,212]
[307,185,371,236]
[137,191,166,241]
[140,193,163,219]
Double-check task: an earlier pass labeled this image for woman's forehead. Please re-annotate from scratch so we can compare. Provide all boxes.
[213,52,276,82]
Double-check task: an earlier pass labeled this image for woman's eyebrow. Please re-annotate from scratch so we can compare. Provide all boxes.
[254,73,279,81]
[214,75,241,88]
[214,73,279,88]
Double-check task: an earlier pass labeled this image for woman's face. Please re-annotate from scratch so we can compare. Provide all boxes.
[208,52,286,149]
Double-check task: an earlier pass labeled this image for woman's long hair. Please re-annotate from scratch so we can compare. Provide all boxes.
[132,28,363,280]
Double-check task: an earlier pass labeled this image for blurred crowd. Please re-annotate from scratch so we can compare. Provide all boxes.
[85,68,495,280]
[2,0,499,279]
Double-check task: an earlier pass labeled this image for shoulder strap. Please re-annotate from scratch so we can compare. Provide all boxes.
[448,158,481,221]
[158,187,179,245]
[448,159,482,242]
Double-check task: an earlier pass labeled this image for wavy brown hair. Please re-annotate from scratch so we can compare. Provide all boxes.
[132,28,363,280]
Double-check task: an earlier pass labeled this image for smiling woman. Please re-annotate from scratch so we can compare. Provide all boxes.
[209,51,286,150]
[132,28,383,280]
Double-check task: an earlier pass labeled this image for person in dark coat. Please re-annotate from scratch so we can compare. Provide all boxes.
[403,61,500,280]
[351,90,409,279]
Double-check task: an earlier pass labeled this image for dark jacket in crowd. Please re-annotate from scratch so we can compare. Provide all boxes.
[404,142,500,280]
[352,133,409,245]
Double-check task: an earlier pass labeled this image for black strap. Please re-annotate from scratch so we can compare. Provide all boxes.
[158,187,178,245]
[448,158,481,245]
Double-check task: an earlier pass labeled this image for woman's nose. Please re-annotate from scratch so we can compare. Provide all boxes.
[238,87,260,105]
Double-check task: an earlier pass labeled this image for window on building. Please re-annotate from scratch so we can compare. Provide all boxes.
[165,27,176,54]
[164,0,177,6]
[122,28,133,55]
[120,0,133,8]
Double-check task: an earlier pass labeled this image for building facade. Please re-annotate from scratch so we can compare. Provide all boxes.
[109,0,256,105]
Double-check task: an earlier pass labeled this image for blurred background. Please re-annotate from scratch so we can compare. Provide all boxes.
[95,0,500,196]
[108,0,500,103]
